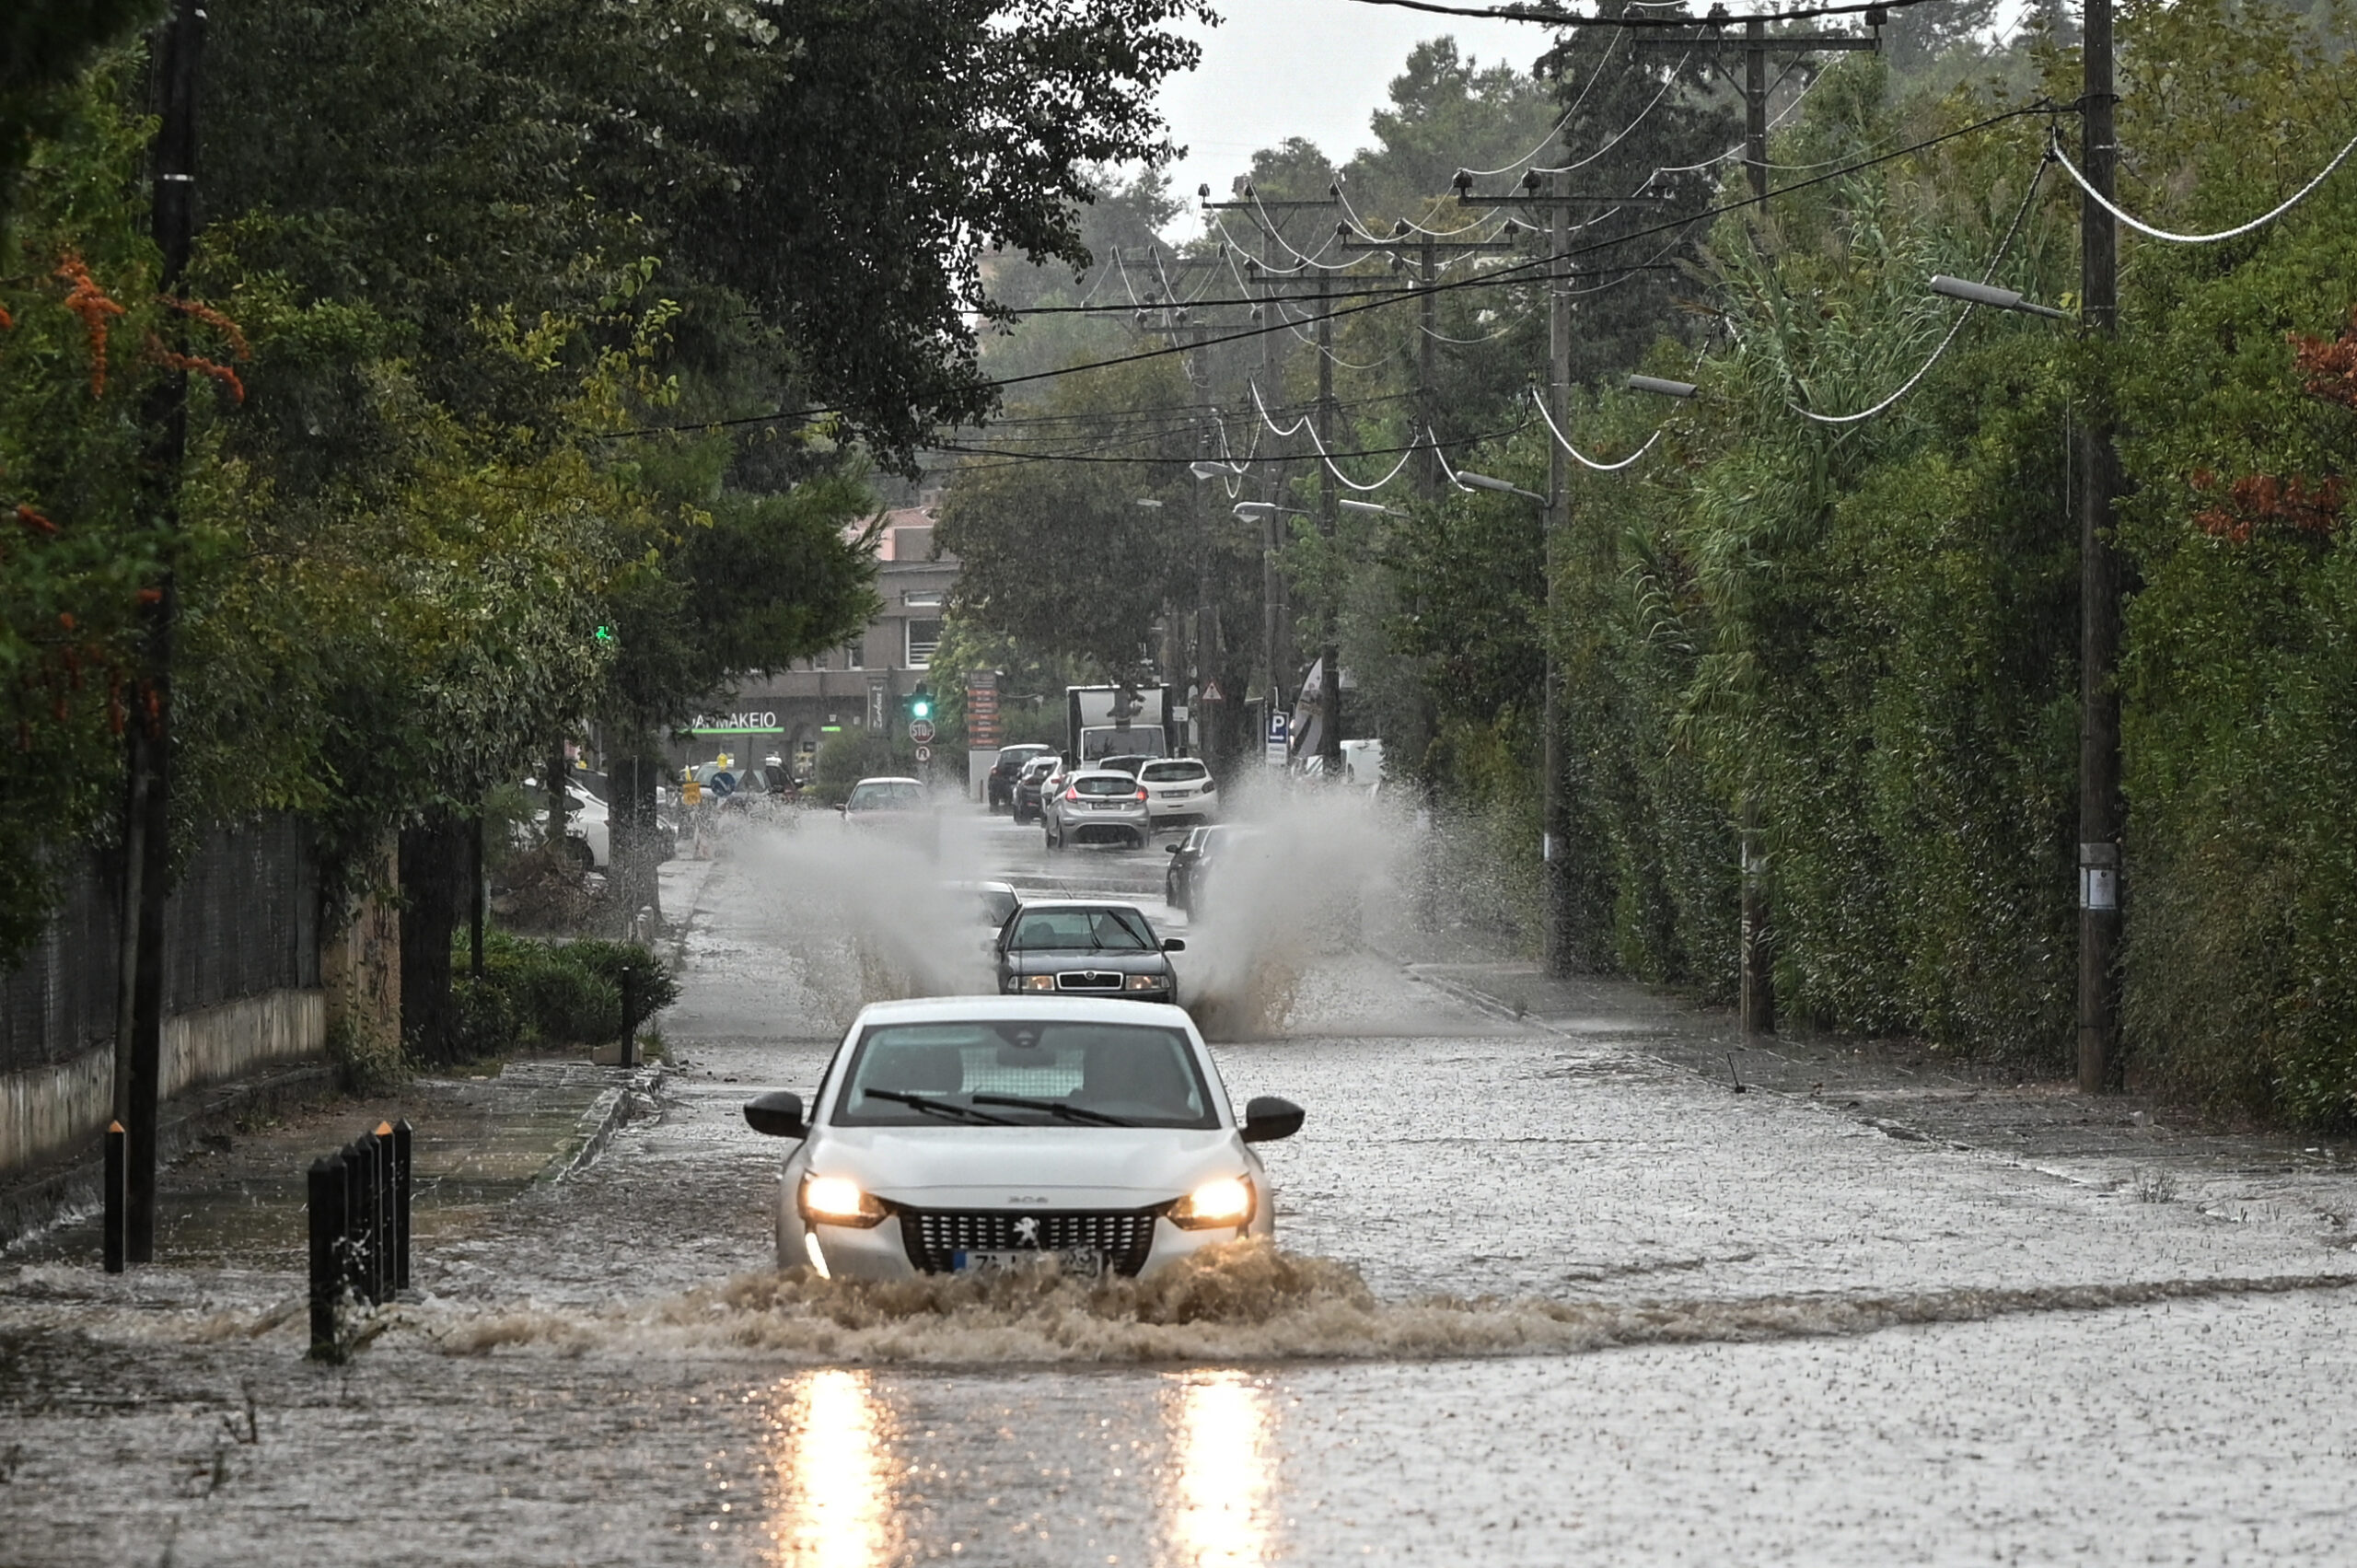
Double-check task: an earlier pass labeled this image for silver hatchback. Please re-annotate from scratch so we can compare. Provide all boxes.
[1044,768,1150,850]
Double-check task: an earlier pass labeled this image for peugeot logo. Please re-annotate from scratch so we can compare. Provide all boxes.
[1013,1215,1042,1249]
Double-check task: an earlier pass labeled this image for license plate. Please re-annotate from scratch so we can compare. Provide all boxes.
[952,1248,1107,1278]
[1091,801,1130,810]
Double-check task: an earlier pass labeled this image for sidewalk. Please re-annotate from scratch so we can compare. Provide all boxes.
[1399,951,2350,1184]
[2,1058,662,1278]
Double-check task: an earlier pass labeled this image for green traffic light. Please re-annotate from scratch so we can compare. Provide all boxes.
[911,696,932,719]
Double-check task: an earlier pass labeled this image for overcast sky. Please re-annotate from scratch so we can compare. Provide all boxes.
[1155,2,1554,239]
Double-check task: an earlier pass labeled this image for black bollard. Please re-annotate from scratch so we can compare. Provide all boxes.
[103,1121,127,1274]
[340,1139,373,1305]
[371,1122,395,1303]
[307,1156,345,1360]
[619,962,638,1070]
[391,1120,412,1292]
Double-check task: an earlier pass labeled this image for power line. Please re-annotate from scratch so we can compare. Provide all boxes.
[595,101,2061,440]
[1327,0,1933,26]
[2049,121,2357,245]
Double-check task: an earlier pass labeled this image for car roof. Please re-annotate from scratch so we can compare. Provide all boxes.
[851,994,1194,1030]
[942,879,1019,896]
[1068,769,1142,781]
[851,776,923,786]
[1010,898,1151,915]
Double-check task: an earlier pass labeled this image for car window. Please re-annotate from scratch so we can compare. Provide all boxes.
[1139,761,1205,783]
[1073,775,1139,797]
[980,888,1019,925]
[847,781,923,810]
[830,1020,1215,1128]
[1007,908,1155,951]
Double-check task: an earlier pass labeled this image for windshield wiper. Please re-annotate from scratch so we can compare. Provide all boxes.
[860,1088,1017,1125]
[969,1093,1136,1128]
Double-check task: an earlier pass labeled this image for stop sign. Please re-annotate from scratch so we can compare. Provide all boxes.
[909,718,936,745]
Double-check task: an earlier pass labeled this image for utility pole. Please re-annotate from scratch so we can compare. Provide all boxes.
[1453,173,1666,975]
[2078,0,2122,1094]
[114,0,205,1265]
[1315,268,1343,776]
[1542,181,1573,973]
[1630,18,1876,1025]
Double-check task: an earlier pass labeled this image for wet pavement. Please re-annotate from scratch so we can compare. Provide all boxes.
[6,801,2357,1564]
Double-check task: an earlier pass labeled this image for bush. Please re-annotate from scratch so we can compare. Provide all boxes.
[448,928,677,1055]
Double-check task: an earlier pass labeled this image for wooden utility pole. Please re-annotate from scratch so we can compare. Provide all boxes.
[115,0,206,1264]
[1631,18,1877,1026]
[1314,267,1344,775]
[2078,0,2123,1093]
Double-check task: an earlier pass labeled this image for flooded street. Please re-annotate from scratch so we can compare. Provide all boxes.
[7,808,2357,1564]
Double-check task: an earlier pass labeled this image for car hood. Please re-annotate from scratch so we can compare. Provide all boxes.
[807,1124,1244,1206]
[1002,947,1169,974]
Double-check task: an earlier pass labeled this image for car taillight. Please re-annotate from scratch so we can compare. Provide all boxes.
[1136,789,1148,801]
[1063,787,1078,801]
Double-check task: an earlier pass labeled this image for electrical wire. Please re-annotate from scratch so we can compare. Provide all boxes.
[2049,122,2357,245]
[1528,388,1668,470]
[1787,151,2049,424]
[595,102,2062,439]
[1248,380,1426,492]
[1461,27,1629,180]
[1326,0,1933,27]
[1532,50,1692,176]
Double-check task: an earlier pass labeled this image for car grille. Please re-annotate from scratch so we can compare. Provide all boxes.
[1056,970,1125,992]
[900,1208,1159,1275]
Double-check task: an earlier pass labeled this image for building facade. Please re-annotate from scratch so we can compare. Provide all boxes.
[670,508,954,776]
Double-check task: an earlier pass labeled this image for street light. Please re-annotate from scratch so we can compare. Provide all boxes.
[1188,460,1232,481]
[1134,498,1165,509]
[1929,274,2073,320]
[1233,502,1313,520]
[1337,498,1400,516]
[1454,470,1546,503]
[1627,374,1700,400]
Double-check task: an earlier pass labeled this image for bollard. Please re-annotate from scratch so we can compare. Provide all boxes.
[619,962,638,1070]
[103,1121,127,1274]
[372,1122,395,1303]
[391,1119,412,1292]
[307,1156,345,1360]
[340,1138,373,1305]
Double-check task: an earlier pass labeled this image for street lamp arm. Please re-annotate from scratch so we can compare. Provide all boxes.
[1928,273,2072,320]
[1454,470,1547,504]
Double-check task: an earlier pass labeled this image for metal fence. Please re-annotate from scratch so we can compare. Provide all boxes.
[0,815,320,1076]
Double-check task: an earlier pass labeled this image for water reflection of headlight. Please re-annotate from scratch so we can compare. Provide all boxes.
[766,1369,896,1568]
[1166,1371,1276,1566]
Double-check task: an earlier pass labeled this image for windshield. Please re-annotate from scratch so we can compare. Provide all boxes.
[1007,907,1155,952]
[830,1020,1216,1128]
[1139,761,1205,783]
[846,781,923,811]
[1080,728,1168,761]
[1072,775,1140,797]
[978,888,1019,925]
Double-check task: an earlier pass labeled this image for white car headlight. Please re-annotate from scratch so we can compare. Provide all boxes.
[1125,972,1168,991]
[1015,974,1056,992]
[1169,1176,1255,1230]
[799,1174,888,1228]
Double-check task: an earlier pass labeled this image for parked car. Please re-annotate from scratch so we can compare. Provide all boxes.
[1044,768,1150,850]
[741,995,1305,1282]
[986,744,1052,812]
[1011,755,1060,824]
[1137,757,1218,830]
[994,900,1185,1004]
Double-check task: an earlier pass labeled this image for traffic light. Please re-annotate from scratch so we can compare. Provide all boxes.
[909,688,934,721]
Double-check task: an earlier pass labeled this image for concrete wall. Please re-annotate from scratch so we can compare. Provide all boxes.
[0,988,325,1175]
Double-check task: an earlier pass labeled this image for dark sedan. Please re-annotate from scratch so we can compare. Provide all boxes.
[986,743,1051,812]
[1011,754,1059,824]
[995,900,1185,1005]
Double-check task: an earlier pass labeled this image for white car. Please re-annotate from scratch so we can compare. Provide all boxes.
[742,996,1306,1282]
[1137,757,1219,829]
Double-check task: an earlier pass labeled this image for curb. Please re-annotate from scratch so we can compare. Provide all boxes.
[537,1063,667,1183]
[0,1059,341,1251]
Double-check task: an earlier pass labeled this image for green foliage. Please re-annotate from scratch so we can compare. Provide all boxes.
[810,730,908,806]
[452,930,678,1056]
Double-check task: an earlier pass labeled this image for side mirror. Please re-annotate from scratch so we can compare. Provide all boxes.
[743,1090,807,1139]
[1239,1095,1305,1144]
[834,802,848,815]
[1161,936,1187,952]
[1166,842,1182,854]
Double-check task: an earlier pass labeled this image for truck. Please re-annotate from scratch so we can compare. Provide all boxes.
[1065,684,1177,766]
